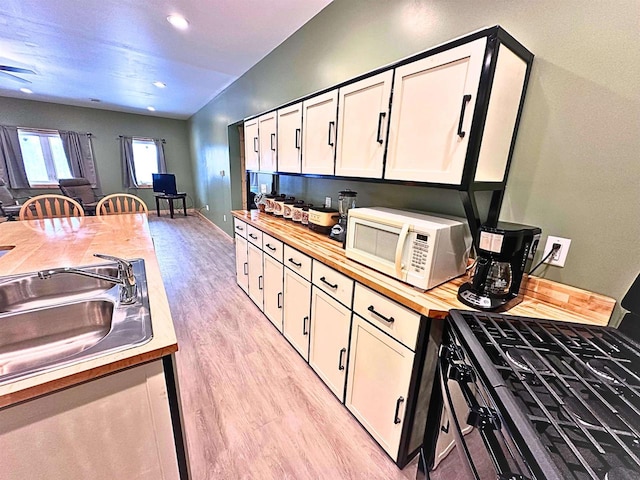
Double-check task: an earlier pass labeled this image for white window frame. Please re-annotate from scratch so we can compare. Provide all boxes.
[131,137,159,188]
[17,128,71,187]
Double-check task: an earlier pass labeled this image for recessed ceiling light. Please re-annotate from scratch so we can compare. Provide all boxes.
[20,87,33,94]
[153,81,167,88]
[167,14,189,30]
[147,106,156,112]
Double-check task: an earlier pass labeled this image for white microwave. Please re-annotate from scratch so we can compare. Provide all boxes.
[345,207,472,291]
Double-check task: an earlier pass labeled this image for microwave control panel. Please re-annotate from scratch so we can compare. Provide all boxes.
[409,233,430,274]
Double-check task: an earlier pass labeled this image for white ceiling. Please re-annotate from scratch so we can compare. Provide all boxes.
[0,0,332,119]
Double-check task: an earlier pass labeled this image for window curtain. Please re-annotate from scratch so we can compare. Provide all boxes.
[59,131,100,190]
[120,136,167,188]
[120,136,138,188]
[155,139,167,174]
[0,126,29,189]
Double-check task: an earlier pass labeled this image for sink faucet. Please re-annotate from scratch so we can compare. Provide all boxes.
[37,253,137,304]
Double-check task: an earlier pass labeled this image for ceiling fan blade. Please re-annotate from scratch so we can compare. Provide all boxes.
[0,70,33,84]
[0,65,36,75]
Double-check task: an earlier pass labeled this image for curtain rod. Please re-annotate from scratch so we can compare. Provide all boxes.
[118,135,166,143]
[13,126,92,136]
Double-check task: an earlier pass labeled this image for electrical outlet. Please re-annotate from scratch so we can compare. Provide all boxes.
[325,197,331,208]
[223,214,227,222]
[543,236,571,267]
[260,184,267,193]
[205,204,209,211]
[219,170,225,177]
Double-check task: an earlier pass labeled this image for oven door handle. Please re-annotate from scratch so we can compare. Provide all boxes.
[394,224,410,279]
[439,353,522,479]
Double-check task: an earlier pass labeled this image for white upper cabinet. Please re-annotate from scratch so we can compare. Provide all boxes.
[258,112,277,172]
[301,90,338,175]
[277,103,302,173]
[244,118,259,171]
[384,38,487,185]
[335,71,393,178]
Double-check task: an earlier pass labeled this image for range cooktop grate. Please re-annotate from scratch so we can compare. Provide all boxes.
[456,311,640,480]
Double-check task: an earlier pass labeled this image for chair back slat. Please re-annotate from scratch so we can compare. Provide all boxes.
[19,194,85,220]
[96,194,148,217]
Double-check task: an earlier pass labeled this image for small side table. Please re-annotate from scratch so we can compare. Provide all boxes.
[155,193,187,219]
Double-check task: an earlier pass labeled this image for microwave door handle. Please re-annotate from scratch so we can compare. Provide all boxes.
[395,224,410,278]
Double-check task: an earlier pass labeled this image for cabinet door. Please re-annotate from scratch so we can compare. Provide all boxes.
[247,242,264,310]
[345,314,414,460]
[244,118,259,171]
[335,71,393,178]
[283,268,311,361]
[277,103,302,173]
[0,361,179,480]
[309,287,351,402]
[235,235,248,294]
[301,90,338,175]
[258,112,277,172]
[263,254,284,332]
[384,38,486,185]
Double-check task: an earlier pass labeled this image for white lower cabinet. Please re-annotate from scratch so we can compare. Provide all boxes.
[247,242,264,310]
[345,313,415,460]
[283,267,311,361]
[263,253,284,332]
[235,235,248,294]
[308,286,351,402]
[233,219,434,467]
[0,361,179,480]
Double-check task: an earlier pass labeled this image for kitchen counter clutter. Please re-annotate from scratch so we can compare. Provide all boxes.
[232,209,616,468]
[232,210,615,325]
[0,214,184,480]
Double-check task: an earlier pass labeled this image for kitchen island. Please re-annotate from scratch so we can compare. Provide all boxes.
[0,214,186,480]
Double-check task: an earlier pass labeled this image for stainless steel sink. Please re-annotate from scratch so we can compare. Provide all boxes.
[0,265,119,313]
[0,259,153,385]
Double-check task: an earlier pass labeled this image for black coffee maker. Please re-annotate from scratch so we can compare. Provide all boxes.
[458,222,541,312]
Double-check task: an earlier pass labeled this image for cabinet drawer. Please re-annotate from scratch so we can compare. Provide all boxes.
[353,283,420,350]
[312,260,354,308]
[262,233,283,262]
[233,218,247,238]
[284,245,312,281]
[247,225,263,247]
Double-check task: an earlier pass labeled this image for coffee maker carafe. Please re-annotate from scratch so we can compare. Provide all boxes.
[329,189,357,244]
[458,222,541,311]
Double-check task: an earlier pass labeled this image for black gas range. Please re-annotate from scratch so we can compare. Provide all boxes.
[418,310,640,480]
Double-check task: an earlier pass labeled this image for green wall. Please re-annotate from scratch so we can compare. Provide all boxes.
[0,96,194,208]
[190,0,639,322]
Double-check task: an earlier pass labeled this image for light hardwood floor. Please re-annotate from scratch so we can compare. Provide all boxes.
[148,214,419,480]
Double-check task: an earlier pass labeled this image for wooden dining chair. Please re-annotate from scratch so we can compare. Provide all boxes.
[19,194,85,220]
[96,193,148,216]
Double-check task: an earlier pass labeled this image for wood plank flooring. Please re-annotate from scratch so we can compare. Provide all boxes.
[148,214,419,480]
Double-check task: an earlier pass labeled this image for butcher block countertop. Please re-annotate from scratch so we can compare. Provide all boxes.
[232,210,615,326]
[0,214,177,408]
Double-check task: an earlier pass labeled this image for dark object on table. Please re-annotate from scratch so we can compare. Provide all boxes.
[155,193,187,219]
[59,178,102,215]
[152,173,178,195]
[418,309,640,480]
[458,222,541,311]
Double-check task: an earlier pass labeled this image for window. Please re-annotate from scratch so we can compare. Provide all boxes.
[18,129,72,186]
[131,138,159,186]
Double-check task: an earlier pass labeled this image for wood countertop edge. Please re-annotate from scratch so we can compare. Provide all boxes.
[0,344,178,409]
[0,214,179,408]
[231,210,615,325]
